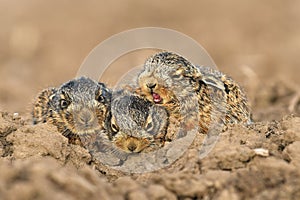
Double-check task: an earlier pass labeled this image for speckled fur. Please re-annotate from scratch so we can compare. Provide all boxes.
[137,51,251,135]
[32,76,112,145]
[108,90,169,153]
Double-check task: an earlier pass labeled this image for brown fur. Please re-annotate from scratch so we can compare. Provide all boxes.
[32,77,111,146]
[108,90,169,153]
[137,51,251,137]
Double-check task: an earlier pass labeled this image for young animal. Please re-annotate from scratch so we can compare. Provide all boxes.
[32,76,112,146]
[108,90,169,153]
[137,51,251,135]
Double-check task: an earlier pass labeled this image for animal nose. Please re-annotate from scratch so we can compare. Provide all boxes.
[127,142,137,152]
[78,109,94,124]
[146,83,156,89]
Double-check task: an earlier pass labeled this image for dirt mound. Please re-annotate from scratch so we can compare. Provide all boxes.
[0,110,299,199]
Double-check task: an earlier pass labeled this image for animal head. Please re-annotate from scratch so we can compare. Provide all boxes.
[32,76,112,138]
[108,90,169,153]
[138,51,200,105]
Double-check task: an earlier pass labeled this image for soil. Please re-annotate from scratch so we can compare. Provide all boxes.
[1,1,300,200]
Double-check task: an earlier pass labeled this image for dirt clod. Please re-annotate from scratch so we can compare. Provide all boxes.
[0,113,299,199]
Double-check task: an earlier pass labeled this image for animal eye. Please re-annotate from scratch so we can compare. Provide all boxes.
[60,99,70,109]
[145,121,153,132]
[111,123,119,133]
[145,115,155,133]
[172,73,181,79]
[110,116,120,134]
[96,95,105,103]
[110,117,119,133]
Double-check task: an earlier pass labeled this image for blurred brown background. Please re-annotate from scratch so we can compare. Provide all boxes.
[0,0,299,119]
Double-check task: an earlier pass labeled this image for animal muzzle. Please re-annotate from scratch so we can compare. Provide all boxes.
[127,141,138,152]
[73,108,99,132]
[114,136,151,153]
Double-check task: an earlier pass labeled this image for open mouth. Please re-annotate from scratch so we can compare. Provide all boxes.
[152,92,162,103]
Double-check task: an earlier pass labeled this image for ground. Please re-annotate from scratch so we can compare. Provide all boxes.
[0,1,300,199]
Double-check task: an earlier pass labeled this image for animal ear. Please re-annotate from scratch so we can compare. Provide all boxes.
[201,75,225,91]
[97,82,112,98]
[32,88,57,124]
